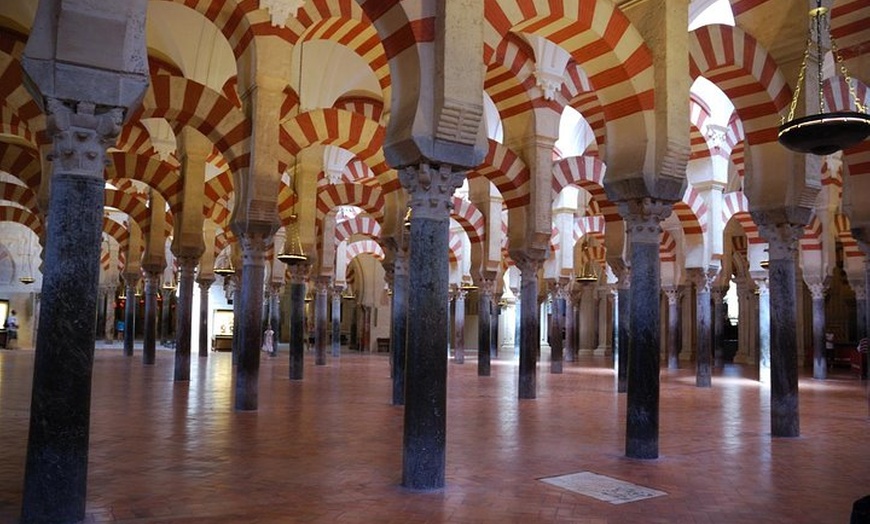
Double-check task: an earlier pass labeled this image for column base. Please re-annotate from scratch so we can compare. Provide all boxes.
[593,346,611,357]
[578,349,594,357]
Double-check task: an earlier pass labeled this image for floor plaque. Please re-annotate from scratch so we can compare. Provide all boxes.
[540,471,667,505]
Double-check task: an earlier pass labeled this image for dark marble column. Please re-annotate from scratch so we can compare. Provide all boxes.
[399,163,464,490]
[160,284,172,345]
[477,277,495,377]
[712,286,727,368]
[689,268,713,388]
[288,264,308,380]
[491,295,500,358]
[515,257,542,399]
[453,288,467,364]
[142,271,161,366]
[564,294,575,362]
[234,233,268,410]
[331,287,342,357]
[314,277,329,365]
[230,274,241,365]
[197,279,212,357]
[20,102,124,523]
[754,217,804,437]
[550,283,566,374]
[807,282,828,379]
[123,275,138,356]
[386,248,409,405]
[615,269,630,393]
[620,199,671,459]
[173,257,197,381]
[664,287,681,369]
[854,284,866,341]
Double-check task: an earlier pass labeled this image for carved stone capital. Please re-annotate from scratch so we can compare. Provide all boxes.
[398,163,465,221]
[853,284,866,301]
[754,278,769,297]
[807,282,828,301]
[45,99,123,179]
[314,276,331,295]
[287,262,310,284]
[751,211,808,261]
[664,287,682,305]
[239,232,270,268]
[687,267,716,294]
[618,198,673,244]
[196,278,214,290]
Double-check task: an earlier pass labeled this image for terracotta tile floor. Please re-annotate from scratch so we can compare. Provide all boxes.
[1,345,868,523]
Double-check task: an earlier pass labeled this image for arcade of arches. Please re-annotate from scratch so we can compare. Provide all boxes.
[0,0,868,522]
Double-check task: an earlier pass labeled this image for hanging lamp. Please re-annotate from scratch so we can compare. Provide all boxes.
[214,253,235,277]
[18,234,35,284]
[278,39,308,266]
[778,1,870,155]
[575,242,599,283]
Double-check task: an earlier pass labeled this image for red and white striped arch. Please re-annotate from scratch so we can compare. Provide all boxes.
[451,197,486,246]
[355,1,434,60]
[316,182,385,225]
[333,95,385,123]
[799,214,823,254]
[468,139,530,209]
[345,238,385,268]
[204,169,234,224]
[163,0,256,67]
[0,205,42,237]
[678,185,708,235]
[0,141,41,190]
[562,63,606,154]
[823,76,870,178]
[115,122,164,159]
[135,75,250,173]
[484,35,542,122]
[105,152,182,215]
[102,216,132,258]
[0,52,42,126]
[280,108,385,178]
[104,189,151,234]
[725,112,746,179]
[484,1,654,127]
[689,24,790,146]
[689,95,714,161]
[448,229,464,264]
[551,155,619,221]
[573,215,606,245]
[335,215,381,244]
[722,191,763,244]
[834,213,863,261]
[831,0,869,62]
[0,181,39,216]
[660,229,677,262]
[0,102,35,146]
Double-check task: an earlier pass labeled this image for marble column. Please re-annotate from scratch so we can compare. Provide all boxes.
[123,276,138,356]
[490,295,499,358]
[160,285,171,345]
[755,218,804,437]
[477,277,495,376]
[287,264,308,380]
[104,287,116,344]
[399,163,464,490]
[331,287,342,357]
[20,101,126,523]
[515,258,542,399]
[197,279,212,357]
[387,248,409,405]
[564,294,575,361]
[595,287,611,356]
[550,283,566,374]
[453,288,467,364]
[664,287,681,369]
[231,274,241,365]
[854,284,867,341]
[142,271,160,366]
[234,233,268,410]
[808,282,828,379]
[688,268,713,388]
[314,277,330,366]
[712,286,727,368]
[578,283,596,355]
[173,257,197,381]
[734,277,756,365]
[620,199,671,459]
[615,270,630,393]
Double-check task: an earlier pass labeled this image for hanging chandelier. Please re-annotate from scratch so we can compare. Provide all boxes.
[778,1,870,155]
[575,241,599,283]
[278,40,308,267]
[214,253,235,277]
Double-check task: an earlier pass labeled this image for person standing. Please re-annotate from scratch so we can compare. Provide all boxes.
[5,309,19,349]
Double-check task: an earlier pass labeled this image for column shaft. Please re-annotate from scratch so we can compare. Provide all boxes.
[390,253,409,404]
[453,290,466,364]
[314,279,329,365]
[616,276,630,393]
[665,289,680,369]
[477,287,493,376]
[124,280,136,356]
[198,280,211,357]
[234,235,267,410]
[550,293,564,373]
[142,273,159,365]
[517,262,540,399]
[288,267,307,380]
[174,258,197,381]
[332,290,342,358]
